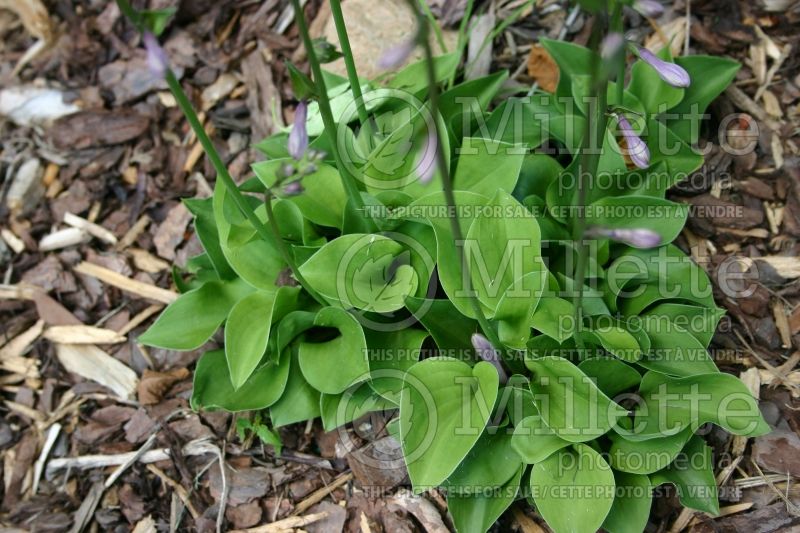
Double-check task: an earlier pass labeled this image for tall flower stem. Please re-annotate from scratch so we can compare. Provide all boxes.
[116,0,325,306]
[572,17,610,352]
[404,0,503,352]
[291,0,366,214]
[611,3,625,106]
[328,0,369,127]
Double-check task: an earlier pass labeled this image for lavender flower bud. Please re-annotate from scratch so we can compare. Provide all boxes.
[588,226,662,248]
[277,163,297,180]
[601,33,625,61]
[615,114,650,169]
[143,32,169,79]
[636,47,691,88]
[283,180,304,196]
[471,333,508,384]
[378,37,416,70]
[633,0,664,17]
[288,100,309,161]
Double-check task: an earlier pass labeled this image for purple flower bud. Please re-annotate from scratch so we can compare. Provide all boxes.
[471,333,508,384]
[633,0,664,17]
[288,100,308,160]
[283,180,304,196]
[143,32,169,79]
[588,226,662,248]
[417,129,439,185]
[378,38,416,70]
[615,114,650,169]
[636,47,690,88]
[601,33,625,61]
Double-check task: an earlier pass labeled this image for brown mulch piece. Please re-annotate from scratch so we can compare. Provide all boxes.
[1,0,800,531]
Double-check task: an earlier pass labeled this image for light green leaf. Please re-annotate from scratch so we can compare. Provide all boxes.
[400,359,499,491]
[191,348,290,412]
[602,472,653,533]
[299,234,418,313]
[525,356,627,442]
[651,435,719,515]
[139,278,253,350]
[270,346,321,427]
[297,307,369,395]
[577,357,642,398]
[465,190,542,315]
[225,287,299,389]
[623,371,770,440]
[453,138,525,198]
[252,160,347,229]
[531,444,615,533]
[511,415,571,463]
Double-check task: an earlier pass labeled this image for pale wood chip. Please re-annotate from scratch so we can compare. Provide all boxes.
[732,368,761,456]
[74,261,177,304]
[128,248,170,273]
[43,325,126,344]
[229,512,330,533]
[63,212,118,245]
[0,319,44,359]
[1,228,25,253]
[38,227,89,252]
[54,343,138,399]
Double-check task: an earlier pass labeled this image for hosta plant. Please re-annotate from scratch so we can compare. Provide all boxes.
[121,0,769,531]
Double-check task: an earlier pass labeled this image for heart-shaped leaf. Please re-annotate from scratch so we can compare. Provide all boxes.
[531,444,615,533]
[399,358,499,491]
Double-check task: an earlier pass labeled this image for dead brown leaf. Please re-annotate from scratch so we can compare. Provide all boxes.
[527,44,559,93]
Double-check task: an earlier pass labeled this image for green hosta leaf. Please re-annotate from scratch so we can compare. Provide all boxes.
[400,359,499,491]
[539,38,599,99]
[270,346,321,427]
[411,190,489,317]
[184,197,235,279]
[668,56,741,143]
[514,154,564,202]
[252,160,347,229]
[191,348,290,411]
[453,138,525,198]
[440,71,509,138]
[602,472,653,533]
[525,356,627,442]
[465,190,542,315]
[640,303,724,348]
[636,315,719,377]
[495,270,548,349]
[362,103,450,200]
[213,181,284,290]
[271,200,325,246]
[320,381,394,431]
[581,324,642,362]
[446,431,523,533]
[297,307,369,395]
[365,328,429,403]
[578,357,642,398]
[608,426,693,474]
[511,415,571,463]
[605,246,715,314]
[446,431,522,491]
[299,234,418,313]
[531,444,615,533]
[623,371,770,440]
[388,52,460,93]
[449,467,523,533]
[586,196,688,246]
[405,296,477,355]
[647,117,704,177]
[651,435,719,515]
[139,278,253,350]
[225,287,299,389]
[628,47,685,114]
[530,297,574,343]
[504,381,539,426]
